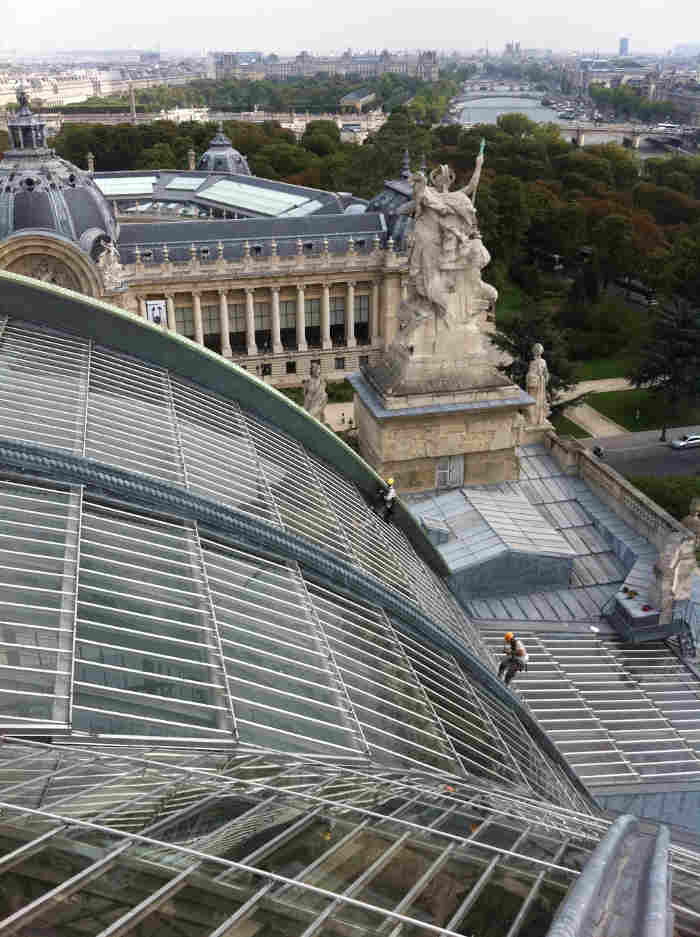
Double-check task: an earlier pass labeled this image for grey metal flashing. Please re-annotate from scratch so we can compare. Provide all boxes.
[0,271,446,577]
[117,213,385,247]
[545,814,638,937]
[641,824,671,937]
[0,433,594,806]
[349,371,534,419]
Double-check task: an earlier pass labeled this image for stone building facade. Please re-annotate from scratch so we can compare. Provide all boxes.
[111,239,408,386]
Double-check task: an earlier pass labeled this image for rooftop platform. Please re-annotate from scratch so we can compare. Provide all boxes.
[407,444,653,625]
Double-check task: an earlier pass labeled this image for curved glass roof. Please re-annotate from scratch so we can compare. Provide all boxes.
[0,274,698,937]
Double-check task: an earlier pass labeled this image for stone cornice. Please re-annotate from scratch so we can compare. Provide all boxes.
[120,249,408,291]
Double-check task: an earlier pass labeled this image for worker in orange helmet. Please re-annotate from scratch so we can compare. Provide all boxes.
[498,631,529,687]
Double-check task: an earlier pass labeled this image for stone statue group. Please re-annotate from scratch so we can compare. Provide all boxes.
[301,146,552,428]
[396,141,497,333]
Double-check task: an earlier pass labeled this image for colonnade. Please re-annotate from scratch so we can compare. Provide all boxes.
[137,279,382,357]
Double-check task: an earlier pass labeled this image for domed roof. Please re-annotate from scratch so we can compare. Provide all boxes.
[0,89,118,260]
[197,121,252,175]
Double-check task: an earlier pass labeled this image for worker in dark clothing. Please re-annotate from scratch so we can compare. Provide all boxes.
[376,477,397,520]
[498,632,529,687]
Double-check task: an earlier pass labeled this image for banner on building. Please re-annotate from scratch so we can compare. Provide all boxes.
[145,300,166,326]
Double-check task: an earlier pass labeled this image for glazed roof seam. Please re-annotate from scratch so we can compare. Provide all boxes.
[0,433,593,806]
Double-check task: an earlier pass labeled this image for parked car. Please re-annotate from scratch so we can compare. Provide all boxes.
[670,434,700,449]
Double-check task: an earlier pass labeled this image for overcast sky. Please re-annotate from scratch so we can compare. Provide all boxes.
[5,0,693,56]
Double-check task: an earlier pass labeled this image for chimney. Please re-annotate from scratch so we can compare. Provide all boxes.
[86,151,95,173]
[187,148,196,171]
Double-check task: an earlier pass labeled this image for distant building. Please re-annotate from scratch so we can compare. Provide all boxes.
[207,50,264,79]
[339,89,376,112]
[619,37,630,57]
[140,51,161,64]
[209,49,439,82]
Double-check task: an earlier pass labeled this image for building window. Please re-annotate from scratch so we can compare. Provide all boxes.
[229,302,246,352]
[329,296,345,325]
[255,302,271,352]
[280,300,297,329]
[305,297,321,347]
[253,245,263,256]
[254,302,271,330]
[330,295,346,345]
[142,249,153,260]
[261,363,272,376]
[201,303,220,353]
[286,361,297,374]
[201,247,210,259]
[335,357,345,370]
[304,298,321,326]
[229,302,245,332]
[175,304,194,339]
[279,299,297,350]
[354,293,369,323]
[359,355,369,367]
[436,454,464,490]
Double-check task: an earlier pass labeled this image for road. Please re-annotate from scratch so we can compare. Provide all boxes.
[580,426,700,477]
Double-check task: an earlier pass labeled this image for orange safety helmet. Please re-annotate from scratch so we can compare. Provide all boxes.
[504,632,514,642]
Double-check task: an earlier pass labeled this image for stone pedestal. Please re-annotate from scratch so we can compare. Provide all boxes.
[351,372,533,492]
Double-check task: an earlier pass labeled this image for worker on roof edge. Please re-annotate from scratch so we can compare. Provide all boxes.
[498,632,529,687]
[376,477,397,521]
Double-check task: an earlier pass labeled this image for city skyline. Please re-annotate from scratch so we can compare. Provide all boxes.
[4,0,698,59]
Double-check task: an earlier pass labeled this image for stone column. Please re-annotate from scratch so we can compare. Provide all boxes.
[345,280,356,348]
[218,289,232,358]
[165,293,176,332]
[370,281,380,342]
[192,291,204,346]
[270,286,283,354]
[138,296,147,319]
[245,288,257,356]
[296,283,308,352]
[321,282,332,350]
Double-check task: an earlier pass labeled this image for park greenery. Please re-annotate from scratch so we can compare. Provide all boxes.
[588,83,680,122]
[68,73,465,123]
[626,475,700,522]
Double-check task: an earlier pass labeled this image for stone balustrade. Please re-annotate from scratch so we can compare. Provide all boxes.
[545,431,688,550]
[544,431,697,624]
[121,239,406,284]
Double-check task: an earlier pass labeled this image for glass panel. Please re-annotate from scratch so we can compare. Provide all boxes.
[201,539,359,756]
[86,346,183,485]
[74,500,234,740]
[0,321,88,452]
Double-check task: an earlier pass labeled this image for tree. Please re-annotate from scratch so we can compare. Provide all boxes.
[496,113,538,138]
[591,214,636,286]
[492,300,575,400]
[628,299,700,441]
[135,142,176,170]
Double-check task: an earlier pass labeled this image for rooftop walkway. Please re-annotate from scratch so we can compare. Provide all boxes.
[408,444,658,625]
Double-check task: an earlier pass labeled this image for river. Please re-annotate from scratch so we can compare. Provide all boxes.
[459,95,561,126]
[458,95,631,145]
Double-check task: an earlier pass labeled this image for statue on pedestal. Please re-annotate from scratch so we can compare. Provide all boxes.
[526,343,550,425]
[98,240,125,291]
[303,361,328,423]
[397,142,485,331]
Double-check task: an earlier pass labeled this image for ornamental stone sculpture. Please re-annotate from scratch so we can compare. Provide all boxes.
[364,144,503,395]
[526,343,550,425]
[98,241,125,291]
[303,361,328,423]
